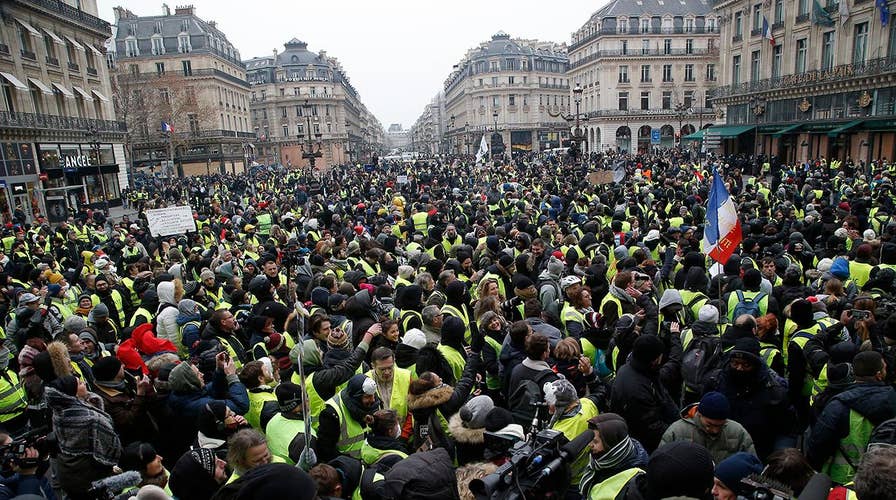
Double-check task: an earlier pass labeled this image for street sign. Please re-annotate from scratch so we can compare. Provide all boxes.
[650,128,661,145]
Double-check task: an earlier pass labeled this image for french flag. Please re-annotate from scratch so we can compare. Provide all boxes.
[161,121,174,133]
[762,16,776,46]
[701,169,742,264]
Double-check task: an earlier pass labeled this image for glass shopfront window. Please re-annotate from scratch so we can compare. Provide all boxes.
[37,142,122,208]
[1,143,38,177]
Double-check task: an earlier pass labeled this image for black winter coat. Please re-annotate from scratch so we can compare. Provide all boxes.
[609,358,679,453]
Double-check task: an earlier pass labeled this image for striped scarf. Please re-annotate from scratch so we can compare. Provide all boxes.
[579,436,636,494]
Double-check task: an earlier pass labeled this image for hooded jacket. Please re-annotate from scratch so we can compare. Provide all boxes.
[167,365,249,421]
[156,281,181,349]
[660,404,756,464]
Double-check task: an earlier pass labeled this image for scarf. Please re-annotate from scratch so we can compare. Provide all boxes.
[341,388,380,425]
[579,436,638,495]
[521,358,552,372]
[95,380,128,392]
[609,284,636,304]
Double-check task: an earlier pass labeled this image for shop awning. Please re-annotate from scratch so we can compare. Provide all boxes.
[15,19,40,37]
[683,129,705,140]
[861,118,896,131]
[827,120,864,137]
[701,125,755,138]
[51,82,74,98]
[0,72,28,91]
[41,28,64,45]
[27,77,54,96]
[64,35,84,51]
[772,124,803,137]
[72,86,93,101]
[91,89,110,102]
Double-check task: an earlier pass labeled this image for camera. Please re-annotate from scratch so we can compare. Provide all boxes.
[851,309,870,321]
[0,426,52,470]
[470,429,571,500]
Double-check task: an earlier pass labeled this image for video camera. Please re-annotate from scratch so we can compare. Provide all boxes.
[471,429,593,500]
[0,426,52,469]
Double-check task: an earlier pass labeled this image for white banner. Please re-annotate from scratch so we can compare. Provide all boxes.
[146,205,196,237]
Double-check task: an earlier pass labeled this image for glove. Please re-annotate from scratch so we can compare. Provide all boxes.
[469,320,484,353]
[297,446,317,472]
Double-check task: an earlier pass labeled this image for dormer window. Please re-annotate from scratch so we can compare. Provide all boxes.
[151,35,164,55]
[154,21,162,34]
[178,34,190,53]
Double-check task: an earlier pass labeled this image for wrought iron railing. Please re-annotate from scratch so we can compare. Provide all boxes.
[0,111,126,133]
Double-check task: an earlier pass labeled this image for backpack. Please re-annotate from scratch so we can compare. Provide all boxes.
[681,336,724,396]
[683,293,708,323]
[507,369,555,432]
[732,290,766,319]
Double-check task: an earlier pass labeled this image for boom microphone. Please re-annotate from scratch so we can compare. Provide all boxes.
[88,470,142,498]
[538,429,594,479]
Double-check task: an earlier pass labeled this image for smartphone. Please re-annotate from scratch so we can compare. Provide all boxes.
[852,309,870,321]
[221,350,231,362]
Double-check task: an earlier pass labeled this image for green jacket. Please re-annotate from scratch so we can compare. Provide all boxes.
[659,405,756,465]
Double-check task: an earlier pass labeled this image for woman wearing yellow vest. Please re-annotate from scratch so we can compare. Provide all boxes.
[579,413,649,499]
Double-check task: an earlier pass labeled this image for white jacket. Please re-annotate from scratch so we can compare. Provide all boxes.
[155,281,182,352]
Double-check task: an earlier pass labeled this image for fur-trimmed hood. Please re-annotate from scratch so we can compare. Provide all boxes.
[408,385,453,411]
[457,461,498,500]
[47,341,73,379]
[448,413,485,445]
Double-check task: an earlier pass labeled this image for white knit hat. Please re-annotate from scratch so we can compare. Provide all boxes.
[698,304,719,323]
[401,328,427,349]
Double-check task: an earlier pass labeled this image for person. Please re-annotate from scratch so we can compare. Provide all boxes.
[118,441,170,493]
[316,374,380,462]
[579,413,649,499]
[91,356,157,446]
[661,391,756,464]
[853,446,896,500]
[208,463,317,500]
[264,382,316,465]
[615,441,716,499]
[447,395,494,466]
[712,452,765,500]
[225,429,273,484]
[237,360,278,431]
[366,346,412,428]
[200,310,249,369]
[610,334,679,452]
[168,447,228,500]
[0,428,55,500]
[44,375,121,499]
[807,351,896,484]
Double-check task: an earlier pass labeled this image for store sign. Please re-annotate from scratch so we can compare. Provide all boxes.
[62,155,93,168]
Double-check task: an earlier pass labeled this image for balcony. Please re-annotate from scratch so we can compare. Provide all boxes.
[86,67,98,76]
[46,56,59,66]
[732,34,743,43]
[751,28,763,37]
[713,56,896,99]
[67,62,80,72]
[585,107,715,118]
[0,111,126,133]
[772,21,785,31]
[796,13,810,23]
[19,0,111,35]
[123,68,249,88]
[538,83,570,89]
[570,47,717,69]
[21,50,36,61]
[569,26,718,51]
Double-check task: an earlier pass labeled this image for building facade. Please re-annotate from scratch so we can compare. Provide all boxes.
[713,0,896,163]
[109,5,253,178]
[243,39,383,169]
[440,32,571,155]
[568,0,720,154]
[0,0,127,222]
[385,123,409,152]
[409,92,447,155]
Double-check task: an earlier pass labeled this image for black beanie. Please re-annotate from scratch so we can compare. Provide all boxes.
[91,356,123,382]
[484,407,514,432]
[441,316,466,346]
[647,442,714,500]
[48,375,78,397]
[632,334,666,365]
[789,299,814,326]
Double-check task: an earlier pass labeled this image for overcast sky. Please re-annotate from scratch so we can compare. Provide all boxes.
[95,0,604,130]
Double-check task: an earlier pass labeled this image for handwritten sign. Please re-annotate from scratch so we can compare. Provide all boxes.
[587,171,615,185]
[396,175,408,184]
[146,205,196,237]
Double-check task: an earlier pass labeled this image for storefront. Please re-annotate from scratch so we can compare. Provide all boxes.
[37,142,123,210]
[0,142,40,225]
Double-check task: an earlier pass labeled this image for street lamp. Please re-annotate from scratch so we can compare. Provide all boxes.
[548,83,588,163]
[750,95,766,162]
[464,122,471,155]
[85,125,109,216]
[299,100,323,174]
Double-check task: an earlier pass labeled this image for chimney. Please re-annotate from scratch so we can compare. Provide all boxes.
[318,50,327,61]
[162,3,170,15]
[208,20,217,29]
[174,5,195,16]
[114,6,136,21]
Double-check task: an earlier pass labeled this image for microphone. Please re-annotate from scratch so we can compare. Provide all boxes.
[88,470,142,497]
[538,430,594,479]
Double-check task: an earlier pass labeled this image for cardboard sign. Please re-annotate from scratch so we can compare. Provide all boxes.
[587,171,615,185]
[146,205,196,237]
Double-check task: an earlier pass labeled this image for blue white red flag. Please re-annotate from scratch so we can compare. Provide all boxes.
[702,170,742,264]
[161,121,174,133]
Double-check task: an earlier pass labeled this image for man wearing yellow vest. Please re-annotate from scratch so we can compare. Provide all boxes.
[238,360,278,431]
[0,345,27,433]
[367,347,412,432]
[316,374,380,462]
[265,382,317,466]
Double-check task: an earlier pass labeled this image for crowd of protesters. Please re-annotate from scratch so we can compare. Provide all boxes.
[0,148,896,500]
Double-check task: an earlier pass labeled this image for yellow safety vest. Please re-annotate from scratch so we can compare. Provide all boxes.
[325,393,367,459]
[366,367,412,422]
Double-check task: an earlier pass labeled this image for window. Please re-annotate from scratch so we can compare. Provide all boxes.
[182,60,192,76]
[732,55,741,85]
[618,65,629,83]
[151,36,164,55]
[798,0,809,15]
[641,65,651,82]
[621,40,628,54]
[491,76,498,86]
[708,18,717,32]
[753,4,762,30]
[156,62,165,75]
[772,45,783,78]
[663,64,673,82]
[44,34,57,61]
[890,22,896,58]
[619,91,629,110]
[821,31,835,70]
[641,19,650,32]
[796,38,808,73]
[775,0,784,23]
[662,91,672,109]
[641,91,649,110]
[685,18,695,32]
[505,59,517,71]
[735,12,743,37]
[154,20,163,34]
[188,113,199,133]
[686,39,694,54]
[642,39,650,55]
[178,34,191,53]
[663,39,672,54]
[509,95,516,106]
[282,125,289,138]
[684,90,694,108]
[492,95,500,107]
[751,50,761,81]
[685,64,694,81]
[490,61,499,71]
[185,86,195,104]
[508,76,515,84]
[159,88,169,104]
[281,107,287,118]
[853,22,868,64]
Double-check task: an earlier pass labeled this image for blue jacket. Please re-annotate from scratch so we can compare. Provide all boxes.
[0,473,57,500]
[167,370,250,418]
[807,381,896,469]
